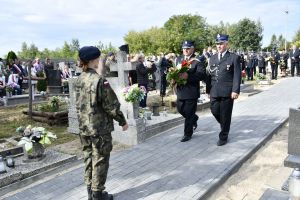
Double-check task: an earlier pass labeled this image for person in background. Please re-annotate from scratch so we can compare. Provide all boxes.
[0,74,6,97]
[136,53,154,108]
[75,46,128,200]
[289,45,300,77]
[7,73,21,95]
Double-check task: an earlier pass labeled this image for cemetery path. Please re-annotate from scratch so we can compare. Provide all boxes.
[3,77,300,200]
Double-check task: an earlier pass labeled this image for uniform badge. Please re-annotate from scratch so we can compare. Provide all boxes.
[226,65,230,70]
[104,80,110,87]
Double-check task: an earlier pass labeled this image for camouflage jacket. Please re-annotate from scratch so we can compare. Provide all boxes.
[75,68,126,136]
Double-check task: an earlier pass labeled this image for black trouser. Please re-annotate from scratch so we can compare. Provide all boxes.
[177,99,198,137]
[160,73,167,96]
[246,67,253,80]
[271,63,278,79]
[210,97,234,141]
[291,61,300,76]
[259,67,266,75]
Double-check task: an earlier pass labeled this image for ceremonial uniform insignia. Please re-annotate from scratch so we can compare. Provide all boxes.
[104,80,110,86]
[227,65,230,70]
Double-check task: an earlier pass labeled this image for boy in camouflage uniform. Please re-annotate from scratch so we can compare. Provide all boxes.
[75,46,128,200]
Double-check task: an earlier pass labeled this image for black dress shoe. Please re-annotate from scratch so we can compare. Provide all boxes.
[217,139,227,146]
[180,136,191,142]
[193,119,198,131]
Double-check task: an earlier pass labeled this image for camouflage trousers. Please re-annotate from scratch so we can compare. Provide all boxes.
[79,133,113,191]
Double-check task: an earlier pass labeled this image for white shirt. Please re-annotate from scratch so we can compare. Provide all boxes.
[219,50,228,60]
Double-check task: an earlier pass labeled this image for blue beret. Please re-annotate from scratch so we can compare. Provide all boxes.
[216,34,229,43]
[79,46,101,62]
[182,40,194,48]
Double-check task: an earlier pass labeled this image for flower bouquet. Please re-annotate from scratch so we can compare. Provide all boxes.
[123,84,146,103]
[279,59,286,69]
[166,60,191,87]
[265,56,275,64]
[17,125,57,154]
[5,84,14,93]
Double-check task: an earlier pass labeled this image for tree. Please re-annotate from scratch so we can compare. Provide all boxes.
[6,51,18,64]
[96,41,117,55]
[230,18,263,52]
[277,34,286,50]
[62,42,73,58]
[163,14,210,53]
[292,28,300,43]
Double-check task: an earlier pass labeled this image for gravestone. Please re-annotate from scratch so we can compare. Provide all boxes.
[284,107,300,168]
[47,70,62,94]
[68,51,148,145]
[281,106,300,193]
[67,78,79,134]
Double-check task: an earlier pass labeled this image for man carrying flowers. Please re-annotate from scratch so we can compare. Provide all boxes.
[174,40,206,142]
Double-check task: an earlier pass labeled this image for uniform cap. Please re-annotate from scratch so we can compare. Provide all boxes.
[215,34,229,43]
[182,40,194,49]
[79,46,101,62]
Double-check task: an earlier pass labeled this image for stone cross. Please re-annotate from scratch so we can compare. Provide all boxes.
[68,51,147,145]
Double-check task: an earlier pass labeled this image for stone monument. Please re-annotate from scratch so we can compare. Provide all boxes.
[68,51,149,145]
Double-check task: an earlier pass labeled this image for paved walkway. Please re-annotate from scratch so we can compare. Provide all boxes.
[3,77,300,200]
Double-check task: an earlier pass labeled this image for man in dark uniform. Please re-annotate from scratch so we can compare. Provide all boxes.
[270,48,281,80]
[176,40,206,142]
[157,53,169,97]
[206,34,241,146]
[289,45,300,77]
[257,52,266,75]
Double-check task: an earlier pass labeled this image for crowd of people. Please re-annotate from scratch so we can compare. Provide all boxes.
[0,57,77,98]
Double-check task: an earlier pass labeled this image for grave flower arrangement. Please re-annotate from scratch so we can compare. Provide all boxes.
[16,125,57,153]
[5,83,16,93]
[166,59,191,87]
[265,56,275,64]
[241,70,246,83]
[123,84,146,103]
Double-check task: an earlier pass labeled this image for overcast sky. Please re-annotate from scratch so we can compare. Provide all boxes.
[1,0,299,57]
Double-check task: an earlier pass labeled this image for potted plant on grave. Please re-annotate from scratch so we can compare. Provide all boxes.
[5,84,14,97]
[123,84,146,118]
[16,125,57,159]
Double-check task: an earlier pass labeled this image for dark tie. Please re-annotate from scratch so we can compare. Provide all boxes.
[219,53,222,60]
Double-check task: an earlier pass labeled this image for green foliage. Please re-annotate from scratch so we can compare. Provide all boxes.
[163,14,209,53]
[6,51,18,64]
[255,73,266,81]
[17,39,80,60]
[230,18,263,51]
[292,28,300,43]
[96,41,117,54]
[123,84,146,103]
[38,96,64,112]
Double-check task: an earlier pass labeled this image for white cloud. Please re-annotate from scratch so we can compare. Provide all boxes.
[0,0,299,57]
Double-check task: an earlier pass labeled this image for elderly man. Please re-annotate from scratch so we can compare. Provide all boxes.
[206,34,241,146]
[175,40,207,142]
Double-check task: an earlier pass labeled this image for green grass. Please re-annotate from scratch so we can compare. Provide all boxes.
[0,104,78,147]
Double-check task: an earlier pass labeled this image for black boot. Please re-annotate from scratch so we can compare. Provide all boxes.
[92,191,101,200]
[92,191,113,200]
[102,191,113,200]
[87,186,92,200]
